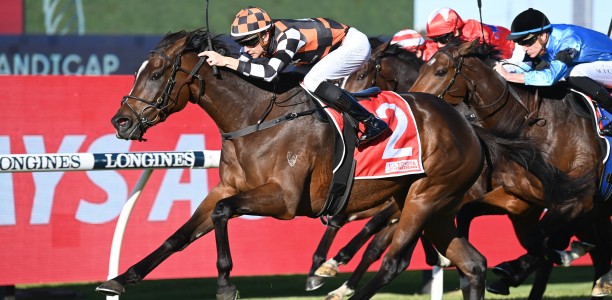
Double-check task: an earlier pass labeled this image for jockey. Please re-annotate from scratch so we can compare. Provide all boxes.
[390,29,438,61]
[426,7,523,64]
[198,6,389,145]
[493,8,612,134]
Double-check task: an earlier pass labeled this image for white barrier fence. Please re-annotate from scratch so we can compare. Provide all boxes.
[0,150,221,300]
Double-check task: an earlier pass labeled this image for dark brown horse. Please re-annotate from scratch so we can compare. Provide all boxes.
[95,29,491,300]
[410,38,611,297]
[304,39,431,292]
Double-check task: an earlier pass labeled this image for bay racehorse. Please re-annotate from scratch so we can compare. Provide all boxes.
[308,38,598,300]
[304,38,433,292]
[410,38,612,297]
[96,29,493,300]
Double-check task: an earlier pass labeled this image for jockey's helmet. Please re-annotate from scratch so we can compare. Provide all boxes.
[390,29,425,52]
[426,8,464,38]
[230,6,272,42]
[506,8,551,42]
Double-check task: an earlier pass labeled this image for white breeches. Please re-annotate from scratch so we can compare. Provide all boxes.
[302,27,371,92]
[570,61,612,88]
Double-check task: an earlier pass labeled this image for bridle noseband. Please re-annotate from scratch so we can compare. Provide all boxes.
[120,50,206,140]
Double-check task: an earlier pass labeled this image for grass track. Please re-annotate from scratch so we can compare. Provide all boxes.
[17,266,596,299]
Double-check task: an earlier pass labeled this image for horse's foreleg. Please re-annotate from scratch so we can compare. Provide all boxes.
[317,203,399,278]
[425,214,486,300]
[95,190,222,296]
[211,182,290,300]
[305,214,347,291]
[349,197,431,300]
[343,222,397,293]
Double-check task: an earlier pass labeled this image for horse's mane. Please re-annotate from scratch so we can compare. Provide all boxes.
[383,43,423,67]
[443,37,502,68]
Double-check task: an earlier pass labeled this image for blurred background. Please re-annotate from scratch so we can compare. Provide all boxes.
[1,0,608,75]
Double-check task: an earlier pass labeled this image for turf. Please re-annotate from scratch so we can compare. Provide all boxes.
[15,266,596,300]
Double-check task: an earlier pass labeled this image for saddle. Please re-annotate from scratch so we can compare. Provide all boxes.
[303,85,382,224]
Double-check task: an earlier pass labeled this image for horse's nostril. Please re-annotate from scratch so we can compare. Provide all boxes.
[116,117,130,129]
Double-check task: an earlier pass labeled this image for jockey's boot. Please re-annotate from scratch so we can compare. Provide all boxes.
[568,76,612,136]
[314,82,389,145]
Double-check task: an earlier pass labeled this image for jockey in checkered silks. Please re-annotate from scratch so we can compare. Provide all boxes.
[199,6,389,145]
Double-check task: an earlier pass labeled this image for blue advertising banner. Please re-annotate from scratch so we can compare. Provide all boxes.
[0,35,161,75]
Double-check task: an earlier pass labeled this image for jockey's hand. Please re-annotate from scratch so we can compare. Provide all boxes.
[493,62,509,79]
[198,50,224,67]
[198,50,238,70]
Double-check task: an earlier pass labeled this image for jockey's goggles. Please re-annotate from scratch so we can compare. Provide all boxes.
[237,34,260,48]
[430,32,454,44]
[516,34,539,47]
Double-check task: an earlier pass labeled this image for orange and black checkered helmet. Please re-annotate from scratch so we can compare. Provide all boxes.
[230,6,272,38]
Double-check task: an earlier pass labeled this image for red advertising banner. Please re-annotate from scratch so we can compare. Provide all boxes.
[0,76,589,286]
[0,0,22,34]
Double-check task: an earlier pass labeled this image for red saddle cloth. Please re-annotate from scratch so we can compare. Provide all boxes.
[320,91,425,179]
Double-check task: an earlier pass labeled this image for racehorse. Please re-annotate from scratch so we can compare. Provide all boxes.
[96,29,492,300]
[410,38,612,297]
[304,38,432,293]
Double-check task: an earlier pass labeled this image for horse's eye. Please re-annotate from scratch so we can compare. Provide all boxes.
[358,74,366,80]
[435,69,448,76]
[151,72,163,80]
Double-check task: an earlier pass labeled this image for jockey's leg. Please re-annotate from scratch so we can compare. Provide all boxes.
[568,76,612,135]
[314,81,389,145]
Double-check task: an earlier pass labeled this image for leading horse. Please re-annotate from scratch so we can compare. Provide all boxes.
[96,29,490,300]
[410,38,612,297]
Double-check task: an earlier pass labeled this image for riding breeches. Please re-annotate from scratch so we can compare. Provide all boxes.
[569,61,612,88]
[302,27,371,93]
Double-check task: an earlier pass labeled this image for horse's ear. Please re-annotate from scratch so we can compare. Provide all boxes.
[458,38,480,56]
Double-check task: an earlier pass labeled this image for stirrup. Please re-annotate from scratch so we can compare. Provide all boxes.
[359,119,389,145]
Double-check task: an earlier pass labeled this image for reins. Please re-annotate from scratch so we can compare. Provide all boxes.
[438,49,542,124]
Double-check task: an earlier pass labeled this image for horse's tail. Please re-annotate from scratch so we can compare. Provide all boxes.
[473,125,592,210]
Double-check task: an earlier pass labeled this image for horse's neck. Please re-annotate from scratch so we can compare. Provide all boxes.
[200,71,306,134]
[472,73,530,131]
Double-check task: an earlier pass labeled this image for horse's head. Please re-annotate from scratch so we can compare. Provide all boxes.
[111,29,234,141]
[345,42,423,93]
[411,38,499,106]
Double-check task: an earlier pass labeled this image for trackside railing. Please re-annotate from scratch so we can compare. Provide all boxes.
[0,150,221,300]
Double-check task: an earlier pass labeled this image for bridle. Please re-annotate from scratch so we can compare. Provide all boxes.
[370,53,399,92]
[120,50,206,140]
[435,50,517,121]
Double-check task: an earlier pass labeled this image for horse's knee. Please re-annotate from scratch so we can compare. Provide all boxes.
[211,201,233,224]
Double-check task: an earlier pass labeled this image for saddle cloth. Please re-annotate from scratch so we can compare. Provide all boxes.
[317,91,425,179]
[572,89,612,201]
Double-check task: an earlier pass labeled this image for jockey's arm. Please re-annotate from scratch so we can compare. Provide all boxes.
[198,51,239,70]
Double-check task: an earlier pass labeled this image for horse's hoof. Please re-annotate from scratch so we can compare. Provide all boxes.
[486,280,510,295]
[592,273,612,297]
[325,292,342,300]
[491,262,514,280]
[315,261,339,277]
[305,276,324,291]
[216,286,239,300]
[95,280,125,296]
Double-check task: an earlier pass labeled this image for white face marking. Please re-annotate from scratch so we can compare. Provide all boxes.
[287,152,297,167]
[129,60,149,94]
[427,57,437,66]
